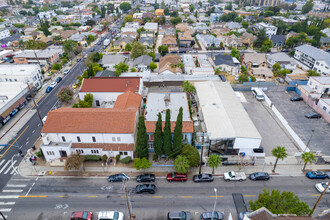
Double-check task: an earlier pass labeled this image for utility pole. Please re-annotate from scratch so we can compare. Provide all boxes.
[124,180,132,220]
[27,83,43,126]
[309,181,330,216]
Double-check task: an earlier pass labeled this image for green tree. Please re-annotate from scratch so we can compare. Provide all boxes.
[164,7,170,15]
[86,35,96,45]
[242,21,249,28]
[137,27,146,35]
[52,63,62,70]
[163,109,172,157]
[174,155,190,174]
[149,62,157,72]
[172,107,183,158]
[215,68,220,75]
[170,17,182,26]
[124,14,134,23]
[154,113,163,157]
[78,93,93,108]
[131,67,136,72]
[148,52,155,61]
[114,62,129,76]
[136,116,148,158]
[189,4,195,12]
[301,152,316,172]
[57,87,74,103]
[260,39,273,52]
[238,74,249,83]
[158,45,169,56]
[64,153,85,171]
[273,63,281,71]
[120,2,131,12]
[230,48,240,60]
[254,28,268,48]
[181,144,200,167]
[279,69,290,76]
[241,66,247,74]
[249,189,311,216]
[182,81,195,95]
[234,17,243,23]
[131,42,147,59]
[302,0,313,14]
[271,146,287,173]
[208,154,222,174]
[133,157,152,172]
[39,19,51,36]
[307,70,320,76]
[125,43,132,51]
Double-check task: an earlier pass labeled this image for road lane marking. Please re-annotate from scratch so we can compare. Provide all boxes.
[25,141,29,145]
[0,202,15,205]
[152,196,163,198]
[6,184,26,188]
[32,130,35,133]
[310,194,320,197]
[0,160,11,174]
[19,195,47,198]
[0,196,19,199]
[58,196,68,198]
[0,125,29,159]
[25,182,35,196]
[181,196,193,198]
[210,196,224,198]
[0,209,11,212]
[120,196,131,198]
[4,160,16,174]
[26,137,29,141]
[2,190,23,193]
[88,196,98,198]
[244,195,256,197]
[0,160,5,166]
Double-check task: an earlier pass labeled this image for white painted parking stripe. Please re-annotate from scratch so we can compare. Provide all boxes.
[0,160,5,167]
[0,195,19,199]
[4,160,16,174]
[6,184,26,188]
[0,209,11,212]
[2,189,23,193]
[0,160,10,174]
[0,202,15,205]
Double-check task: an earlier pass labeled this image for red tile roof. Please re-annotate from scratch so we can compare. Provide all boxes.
[41,108,137,134]
[80,77,141,93]
[72,143,134,151]
[114,91,142,109]
[145,121,193,133]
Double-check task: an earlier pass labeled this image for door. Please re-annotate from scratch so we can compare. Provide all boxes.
[59,150,67,157]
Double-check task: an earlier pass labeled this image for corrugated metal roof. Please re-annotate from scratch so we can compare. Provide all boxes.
[295,44,330,66]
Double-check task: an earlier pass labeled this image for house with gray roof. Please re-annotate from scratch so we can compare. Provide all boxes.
[100,54,126,69]
[133,55,152,71]
[270,35,286,48]
[267,52,297,71]
[320,36,330,47]
[196,34,220,48]
[212,54,240,75]
[139,36,154,47]
[294,44,330,76]
[225,22,242,30]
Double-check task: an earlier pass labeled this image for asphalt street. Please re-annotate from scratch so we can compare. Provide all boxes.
[1,176,329,220]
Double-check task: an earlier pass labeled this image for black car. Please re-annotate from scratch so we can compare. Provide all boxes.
[200,211,224,220]
[219,74,226,82]
[290,96,303,101]
[55,77,62,83]
[281,49,289,52]
[305,112,322,119]
[91,48,95,52]
[77,58,81,62]
[193,173,214,183]
[135,184,156,194]
[168,211,192,220]
[249,172,269,181]
[253,147,264,153]
[108,173,129,182]
[136,173,155,182]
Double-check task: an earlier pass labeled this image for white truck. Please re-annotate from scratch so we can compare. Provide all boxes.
[224,171,246,181]
[98,211,124,220]
[103,39,110,49]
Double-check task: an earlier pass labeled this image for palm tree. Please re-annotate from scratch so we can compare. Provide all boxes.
[301,152,316,172]
[208,154,222,174]
[271,146,287,173]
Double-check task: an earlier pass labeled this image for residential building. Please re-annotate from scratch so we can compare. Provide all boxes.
[40,91,142,162]
[242,53,268,74]
[245,0,281,7]
[294,45,330,76]
[178,32,194,48]
[306,77,330,96]
[162,35,178,52]
[210,13,224,23]
[100,54,127,69]
[196,34,220,48]
[267,52,297,71]
[79,77,143,108]
[159,25,176,36]
[285,74,309,86]
[252,68,274,79]
[212,54,240,75]
[144,22,158,33]
[121,22,140,33]
[120,32,138,39]
[133,13,143,19]
[241,32,257,47]
[0,29,10,40]
[225,22,242,30]
[270,35,286,48]
[224,34,242,48]
[132,55,153,71]
[320,36,330,47]
[113,36,134,50]
[195,81,262,155]
[13,49,61,67]
[144,92,193,151]
[139,36,154,47]
[159,55,183,74]
[317,98,330,117]
[37,10,56,20]
[155,9,165,16]
[256,22,278,37]
[194,23,209,33]
[183,54,214,75]
[0,64,43,89]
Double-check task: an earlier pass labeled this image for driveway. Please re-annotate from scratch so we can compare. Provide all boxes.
[240,92,299,156]
[265,91,330,155]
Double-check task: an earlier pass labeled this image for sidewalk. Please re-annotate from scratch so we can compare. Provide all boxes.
[18,155,330,178]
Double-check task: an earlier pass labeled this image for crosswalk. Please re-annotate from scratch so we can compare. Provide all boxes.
[0,178,31,219]
[0,159,19,175]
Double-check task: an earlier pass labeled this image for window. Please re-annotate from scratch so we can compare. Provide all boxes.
[96,100,100,106]
[61,136,66,142]
[91,149,99,154]
[316,62,320,65]
[112,137,116,141]
[323,106,327,111]
[117,137,121,141]
[47,151,55,155]
[14,79,17,82]
[119,152,124,155]
[77,136,81,142]
[124,152,128,155]
[76,149,84,153]
[92,136,96,142]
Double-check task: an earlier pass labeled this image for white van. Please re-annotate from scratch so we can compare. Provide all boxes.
[251,87,265,101]
[98,211,124,220]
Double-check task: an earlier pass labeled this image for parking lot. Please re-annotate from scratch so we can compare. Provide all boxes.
[265,91,330,155]
[240,92,299,156]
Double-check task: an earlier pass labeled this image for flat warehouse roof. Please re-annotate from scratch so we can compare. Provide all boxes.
[195,81,261,140]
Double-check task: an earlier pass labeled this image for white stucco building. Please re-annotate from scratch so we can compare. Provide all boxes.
[0,29,10,40]
[256,22,278,37]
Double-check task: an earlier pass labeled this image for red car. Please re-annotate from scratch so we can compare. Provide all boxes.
[167,172,187,182]
[71,211,93,220]
[123,52,130,54]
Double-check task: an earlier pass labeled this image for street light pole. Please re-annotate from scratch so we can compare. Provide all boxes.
[211,188,217,220]
[199,133,204,174]
[309,181,330,216]
[304,129,314,152]
[26,83,43,126]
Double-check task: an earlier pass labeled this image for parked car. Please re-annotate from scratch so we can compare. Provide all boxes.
[45,86,53,93]
[123,52,130,54]
[193,173,214,183]
[253,147,264,153]
[70,211,93,220]
[315,182,330,193]
[306,171,328,179]
[55,77,62,83]
[281,49,289,52]
[108,173,129,182]
[224,171,246,181]
[50,82,57,88]
[136,173,155,182]
[63,69,69,75]
[167,172,187,182]
[77,58,82,62]
[135,184,156,194]
[98,211,124,220]
[305,112,322,119]
[72,83,78,89]
[290,96,303,101]
[276,77,284,84]
[219,74,226,82]
[47,71,54,76]
[168,211,192,220]
[249,172,270,181]
[251,87,264,101]
[200,211,224,220]
[91,48,95,52]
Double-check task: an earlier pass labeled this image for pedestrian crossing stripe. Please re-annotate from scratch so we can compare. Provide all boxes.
[0,159,18,175]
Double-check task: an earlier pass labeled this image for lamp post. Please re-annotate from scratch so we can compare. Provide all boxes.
[211,188,217,220]
[304,129,314,153]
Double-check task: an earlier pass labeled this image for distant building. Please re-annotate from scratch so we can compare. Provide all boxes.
[256,22,278,37]
[267,52,297,71]
[13,48,62,67]
[0,29,10,40]
[37,10,56,20]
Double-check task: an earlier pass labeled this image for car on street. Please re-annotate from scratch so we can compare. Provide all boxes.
[167,172,187,182]
[72,83,78,89]
[224,171,246,181]
[276,77,284,84]
[70,211,93,220]
[253,147,264,153]
[136,173,155,182]
[135,184,156,194]
[63,69,69,75]
[77,58,81,62]
[91,48,95,52]
[193,173,214,183]
[281,49,289,52]
[108,173,129,182]
[249,172,270,181]
[305,112,322,119]
[97,211,124,220]
[315,182,330,193]
[306,171,328,179]
[168,211,192,220]
[219,74,226,82]
[200,211,224,220]
[290,96,303,101]
[55,77,62,83]
[45,86,53,93]
[47,71,54,76]
[50,82,57,87]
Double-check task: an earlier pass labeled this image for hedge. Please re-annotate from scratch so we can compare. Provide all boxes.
[120,156,132,164]
[84,155,101,161]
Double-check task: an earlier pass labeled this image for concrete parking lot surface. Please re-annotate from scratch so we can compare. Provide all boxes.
[265,91,330,155]
[240,92,299,156]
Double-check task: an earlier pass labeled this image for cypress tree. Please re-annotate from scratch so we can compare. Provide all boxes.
[153,113,163,156]
[163,109,172,157]
[136,116,148,158]
[172,107,183,158]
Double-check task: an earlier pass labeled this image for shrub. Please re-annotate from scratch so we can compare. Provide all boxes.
[101,154,108,162]
[116,154,121,161]
[84,155,101,161]
[36,148,44,158]
[153,154,158,161]
[120,156,132,164]
[72,104,78,108]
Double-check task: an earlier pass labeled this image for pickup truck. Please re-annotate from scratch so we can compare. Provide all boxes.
[224,171,246,181]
